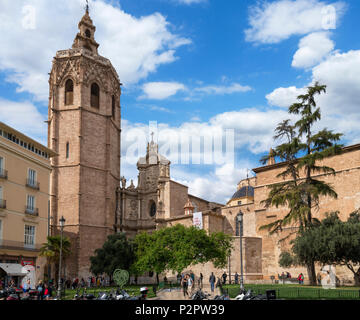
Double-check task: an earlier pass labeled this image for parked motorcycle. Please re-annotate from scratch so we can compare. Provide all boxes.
[235,289,268,300]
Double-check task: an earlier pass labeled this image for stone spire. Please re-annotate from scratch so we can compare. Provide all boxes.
[72,5,100,54]
[268,148,276,165]
[184,198,195,215]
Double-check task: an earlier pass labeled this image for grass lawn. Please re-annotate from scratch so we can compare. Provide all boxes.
[223,283,360,300]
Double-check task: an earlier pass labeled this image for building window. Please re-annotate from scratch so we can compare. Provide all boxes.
[65,79,74,105]
[0,219,2,245]
[0,186,4,209]
[85,29,91,38]
[91,83,100,109]
[66,142,70,159]
[28,169,37,185]
[112,95,115,119]
[238,201,242,205]
[24,225,35,248]
[149,201,156,217]
[0,156,3,173]
[26,195,35,211]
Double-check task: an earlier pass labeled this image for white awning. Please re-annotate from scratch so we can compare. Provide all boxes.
[0,263,27,276]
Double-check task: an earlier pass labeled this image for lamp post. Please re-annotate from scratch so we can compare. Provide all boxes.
[57,216,65,299]
[237,211,244,293]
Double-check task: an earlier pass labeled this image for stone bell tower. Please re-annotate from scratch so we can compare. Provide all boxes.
[48,7,121,278]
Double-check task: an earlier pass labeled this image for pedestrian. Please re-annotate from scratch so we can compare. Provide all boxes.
[209,272,216,293]
[298,273,304,285]
[43,283,50,300]
[234,272,239,285]
[222,272,227,284]
[182,274,189,298]
[80,278,85,288]
[36,280,44,300]
[23,279,31,293]
[199,273,203,287]
[187,274,193,295]
[47,281,54,299]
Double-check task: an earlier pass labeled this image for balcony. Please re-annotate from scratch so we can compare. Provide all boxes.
[0,199,6,209]
[0,239,41,251]
[0,168,7,179]
[25,206,39,216]
[26,179,40,190]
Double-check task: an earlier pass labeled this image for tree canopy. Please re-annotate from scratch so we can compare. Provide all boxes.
[89,233,136,277]
[133,224,233,276]
[291,210,360,284]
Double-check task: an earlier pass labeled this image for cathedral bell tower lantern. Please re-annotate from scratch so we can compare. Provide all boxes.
[72,6,99,54]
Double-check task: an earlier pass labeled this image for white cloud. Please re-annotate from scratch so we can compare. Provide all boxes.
[194,83,252,95]
[266,86,307,107]
[176,0,207,4]
[0,99,47,145]
[0,0,191,102]
[140,82,186,100]
[245,0,346,44]
[266,49,360,144]
[292,32,335,68]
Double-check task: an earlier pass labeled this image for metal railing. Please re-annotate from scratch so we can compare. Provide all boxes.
[25,206,39,216]
[0,168,7,179]
[26,179,40,190]
[0,239,42,251]
[224,285,360,300]
[0,199,6,209]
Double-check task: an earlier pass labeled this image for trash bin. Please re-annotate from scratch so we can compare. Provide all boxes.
[266,290,276,300]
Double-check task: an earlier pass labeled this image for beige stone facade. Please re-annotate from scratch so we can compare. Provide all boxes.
[48,10,121,279]
[0,121,56,285]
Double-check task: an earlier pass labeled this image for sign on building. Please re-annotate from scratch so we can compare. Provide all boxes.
[193,212,203,229]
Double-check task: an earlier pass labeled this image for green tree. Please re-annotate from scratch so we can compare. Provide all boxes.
[89,233,136,279]
[259,82,343,285]
[292,211,360,286]
[278,251,295,269]
[133,225,233,282]
[39,235,72,283]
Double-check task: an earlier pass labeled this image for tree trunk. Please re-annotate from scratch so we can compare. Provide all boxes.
[354,269,360,286]
[307,261,316,286]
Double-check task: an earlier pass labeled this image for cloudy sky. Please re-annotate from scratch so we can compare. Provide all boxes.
[0,0,359,204]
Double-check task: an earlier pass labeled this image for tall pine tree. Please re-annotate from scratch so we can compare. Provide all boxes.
[260,82,343,285]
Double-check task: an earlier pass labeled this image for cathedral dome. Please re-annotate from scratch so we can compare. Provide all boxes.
[230,185,254,200]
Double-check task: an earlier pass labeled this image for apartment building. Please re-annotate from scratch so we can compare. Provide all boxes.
[0,121,56,286]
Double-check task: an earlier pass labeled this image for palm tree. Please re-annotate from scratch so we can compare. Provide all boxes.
[40,235,71,284]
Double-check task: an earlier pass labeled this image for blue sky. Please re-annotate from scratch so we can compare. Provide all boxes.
[1,0,360,203]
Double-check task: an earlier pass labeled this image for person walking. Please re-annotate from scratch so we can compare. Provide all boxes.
[222,272,227,285]
[36,280,44,300]
[199,273,203,288]
[209,272,216,293]
[182,274,189,298]
[23,279,31,293]
[298,273,304,285]
[234,272,239,285]
[187,274,194,296]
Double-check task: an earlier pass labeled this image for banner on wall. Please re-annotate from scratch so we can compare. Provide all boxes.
[193,212,203,230]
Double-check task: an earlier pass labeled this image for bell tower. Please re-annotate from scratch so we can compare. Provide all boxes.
[48,7,121,278]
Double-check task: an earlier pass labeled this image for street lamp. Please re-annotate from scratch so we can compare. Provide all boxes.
[57,216,65,299]
[237,211,244,293]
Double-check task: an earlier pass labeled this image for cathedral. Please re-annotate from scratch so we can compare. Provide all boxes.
[48,9,360,285]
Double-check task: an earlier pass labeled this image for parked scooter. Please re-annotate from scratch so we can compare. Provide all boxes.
[235,289,267,300]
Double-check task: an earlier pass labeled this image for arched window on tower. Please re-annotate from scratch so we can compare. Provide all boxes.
[85,29,91,38]
[91,83,100,109]
[65,79,74,105]
[112,95,116,119]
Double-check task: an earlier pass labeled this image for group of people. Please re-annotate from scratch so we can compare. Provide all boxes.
[280,272,305,284]
[63,276,110,290]
[180,272,197,298]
